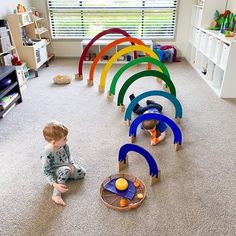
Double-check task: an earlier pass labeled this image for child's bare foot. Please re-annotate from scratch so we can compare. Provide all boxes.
[52,196,66,206]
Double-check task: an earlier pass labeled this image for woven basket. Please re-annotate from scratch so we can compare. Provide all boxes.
[100,173,146,211]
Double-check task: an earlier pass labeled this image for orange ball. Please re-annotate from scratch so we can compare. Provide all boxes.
[119,198,127,207]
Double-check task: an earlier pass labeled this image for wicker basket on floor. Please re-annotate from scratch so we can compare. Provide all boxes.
[100,173,146,211]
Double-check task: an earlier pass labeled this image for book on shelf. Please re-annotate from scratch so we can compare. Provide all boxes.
[0,92,18,111]
[0,27,12,53]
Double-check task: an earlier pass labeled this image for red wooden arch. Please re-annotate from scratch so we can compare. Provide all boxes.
[76,28,138,80]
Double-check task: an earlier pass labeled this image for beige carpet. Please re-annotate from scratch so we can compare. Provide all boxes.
[0,58,236,236]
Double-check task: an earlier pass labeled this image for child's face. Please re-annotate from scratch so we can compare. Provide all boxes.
[53,136,67,148]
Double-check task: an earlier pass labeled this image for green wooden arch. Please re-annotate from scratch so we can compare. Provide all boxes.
[117,70,176,106]
[109,57,171,96]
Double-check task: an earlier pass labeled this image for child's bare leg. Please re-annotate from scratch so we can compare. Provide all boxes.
[52,166,71,206]
[52,195,66,206]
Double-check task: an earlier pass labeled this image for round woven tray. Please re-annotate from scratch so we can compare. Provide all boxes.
[100,173,146,211]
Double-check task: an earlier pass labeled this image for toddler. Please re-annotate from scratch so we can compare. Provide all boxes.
[130,94,167,145]
[41,121,86,206]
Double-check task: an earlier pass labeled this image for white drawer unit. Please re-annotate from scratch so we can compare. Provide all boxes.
[186,0,236,98]
[187,24,236,98]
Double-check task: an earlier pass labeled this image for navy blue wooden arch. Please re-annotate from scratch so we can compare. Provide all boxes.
[129,113,182,145]
[119,143,159,178]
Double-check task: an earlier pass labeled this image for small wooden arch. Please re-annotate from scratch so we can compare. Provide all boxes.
[119,143,160,186]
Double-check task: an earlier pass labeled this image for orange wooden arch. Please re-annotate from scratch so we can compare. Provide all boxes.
[89,37,152,83]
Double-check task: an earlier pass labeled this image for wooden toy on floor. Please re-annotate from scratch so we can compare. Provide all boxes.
[108,57,170,101]
[125,90,183,124]
[53,75,72,85]
[129,113,182,151]
[75,28,137,81]
[100,173,146,211]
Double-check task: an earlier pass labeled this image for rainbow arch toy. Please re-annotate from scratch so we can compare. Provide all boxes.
[98,45,159,93]
[75,28,138,80]
[129,113,182,151]
[88,37,153,86]
[117,70,176,111]
[125,90,183,123]
[108,57,171,100]
[119,143,160,186]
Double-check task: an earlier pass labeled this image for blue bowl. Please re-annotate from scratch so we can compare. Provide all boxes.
[0,78,12,89]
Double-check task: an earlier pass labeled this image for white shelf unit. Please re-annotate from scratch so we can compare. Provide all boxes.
[7,12,49,77]
[33,15,54,61]
[81,39,153,64]
[187,0,236,98]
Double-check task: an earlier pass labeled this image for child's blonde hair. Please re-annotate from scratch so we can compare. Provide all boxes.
[142,119,157,130]
[43,121,68,142]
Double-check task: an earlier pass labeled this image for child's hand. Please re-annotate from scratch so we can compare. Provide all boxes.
[150,138,159,146]
[53,183,68,193]
[69,164,74,175]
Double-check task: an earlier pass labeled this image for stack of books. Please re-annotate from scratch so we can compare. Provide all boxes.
[0,92,18,111]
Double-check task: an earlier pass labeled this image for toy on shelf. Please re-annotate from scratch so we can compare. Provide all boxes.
[75,28,138,81]
[107,57,170,101]
[11,54,22,66]
[129,113,182,151]
[88,37,153,87]
[124,90,183,124]
[16,4,27,13]
[53,75,72,85]
[209,10,235,35]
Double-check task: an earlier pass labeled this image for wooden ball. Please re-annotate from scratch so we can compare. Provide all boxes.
[115,178,128,191]
[137,193,144,199]
[119,198,127,207]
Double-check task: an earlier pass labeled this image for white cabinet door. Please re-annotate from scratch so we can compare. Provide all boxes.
[40,40,47,64]
[34,40,47,68]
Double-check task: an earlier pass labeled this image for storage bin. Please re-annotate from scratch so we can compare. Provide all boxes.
[213,40,223,64]
[219,43,230,70]
[206,60,214,80]
[212,66,224,88]
[199,31,208,53]
[207,36,216,59]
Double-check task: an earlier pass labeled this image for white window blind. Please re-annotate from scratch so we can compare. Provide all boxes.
[47,0,178,39]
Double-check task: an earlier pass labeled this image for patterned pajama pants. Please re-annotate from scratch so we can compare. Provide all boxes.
[53,164,86,196]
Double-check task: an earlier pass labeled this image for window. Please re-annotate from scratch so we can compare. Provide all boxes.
[47,0,178,39]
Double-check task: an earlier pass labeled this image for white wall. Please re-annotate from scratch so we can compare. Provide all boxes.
[30,0,193,58]
[0,0,31,18]
[227,0,236,11]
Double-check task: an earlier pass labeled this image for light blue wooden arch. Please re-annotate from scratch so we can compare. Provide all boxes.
[129,113,182,145]
[125,90,183,121]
